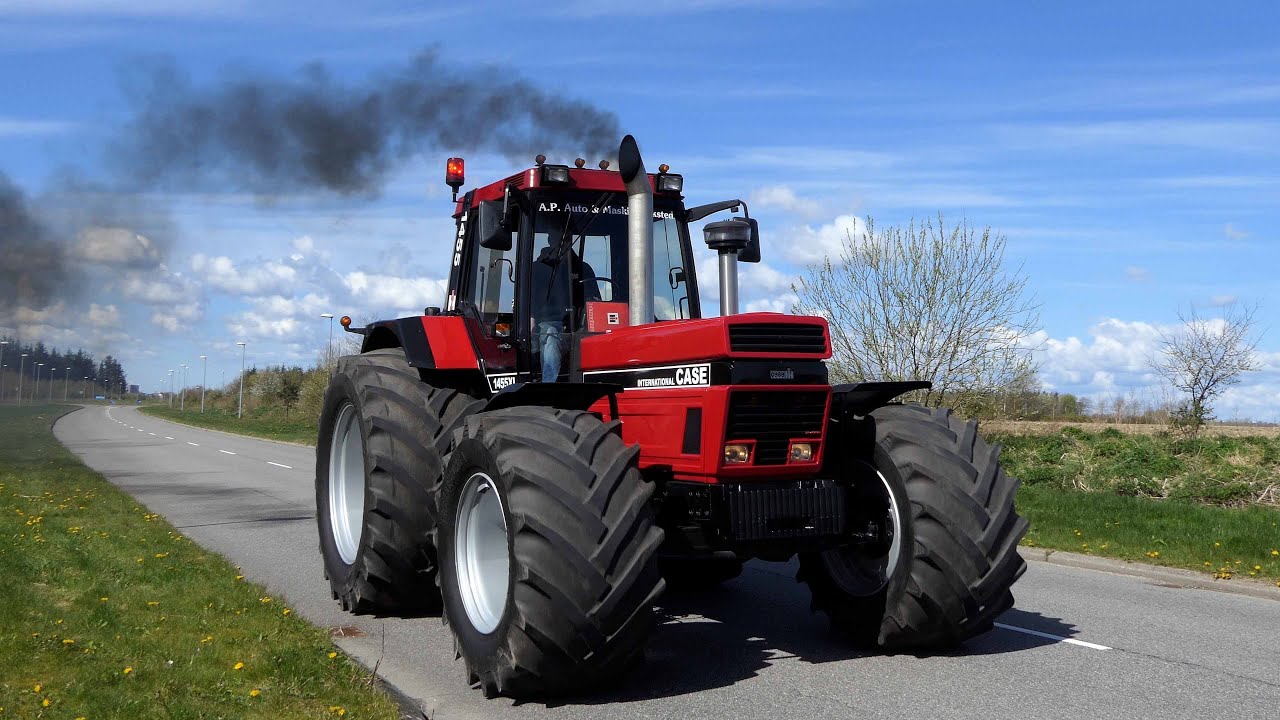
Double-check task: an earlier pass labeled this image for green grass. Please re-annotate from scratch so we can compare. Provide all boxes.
[1018,484,1280,582]
[994,426,1280,506]
[140,405,318,446]
[0,405,397,719]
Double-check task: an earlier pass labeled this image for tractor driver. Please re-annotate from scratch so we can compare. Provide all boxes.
[531,234,602,382]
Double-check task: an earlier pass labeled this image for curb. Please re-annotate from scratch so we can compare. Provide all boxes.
[1019,547,1280,602]
[134,406,316,449]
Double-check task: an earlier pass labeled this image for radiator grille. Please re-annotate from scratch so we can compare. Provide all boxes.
[726,390,828,465]
[729,323,827,354]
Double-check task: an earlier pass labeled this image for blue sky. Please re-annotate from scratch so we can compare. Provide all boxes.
[1,1,1277,418]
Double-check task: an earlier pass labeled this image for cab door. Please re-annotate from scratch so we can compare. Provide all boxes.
[457,212,520,393]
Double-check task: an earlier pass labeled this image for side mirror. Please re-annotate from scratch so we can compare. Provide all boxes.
[478,200,511,251]
[738,217,761,263]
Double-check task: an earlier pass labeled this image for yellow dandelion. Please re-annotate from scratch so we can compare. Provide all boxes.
[154,553,168,558]
[1255,565,1263,571]
[259,597,272,604]
[249,688,261,697]
[62,638,75,645]
[123,667,133,675]
[100,597,108,602]
[234,575,244,581]
[146,601,159,607]
[233,661,245,671]
[201,635,213,644]
[282,608,291,616]
[1214,542,1221,547]
[328,651,337,659]
[1272,550,1278,557]
[42,699,50,708]
[33,684,41,692]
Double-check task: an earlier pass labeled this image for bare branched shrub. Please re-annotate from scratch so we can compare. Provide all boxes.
[1150,303,1263,436]
[793,215,1040,412]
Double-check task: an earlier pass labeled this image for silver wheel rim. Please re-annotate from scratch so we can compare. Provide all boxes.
[454,471,510,635]
[328,402,365,565]
[822,470,903,596]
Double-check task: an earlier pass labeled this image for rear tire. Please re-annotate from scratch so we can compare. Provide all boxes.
[437,407,665,698]
[315,349,483,615]
[799,404,1028,649]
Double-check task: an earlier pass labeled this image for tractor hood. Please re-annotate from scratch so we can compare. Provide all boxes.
[578,313,831,371]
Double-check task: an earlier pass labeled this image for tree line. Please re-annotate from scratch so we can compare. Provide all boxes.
[1,336,129,401]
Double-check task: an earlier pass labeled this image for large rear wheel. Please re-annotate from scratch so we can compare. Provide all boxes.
[437,407,665,698]
[800,404,1028,648]
[315,349,483,615]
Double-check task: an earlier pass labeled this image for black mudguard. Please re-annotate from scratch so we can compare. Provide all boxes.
[483,382,622,414]
[831,381,932,419]
[360,318,436,368]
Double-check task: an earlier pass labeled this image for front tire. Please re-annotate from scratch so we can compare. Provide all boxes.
[315,349,483,615]
[437,407,665,698]
[800,404,1028,649]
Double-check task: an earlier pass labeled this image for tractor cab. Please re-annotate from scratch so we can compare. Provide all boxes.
[441,145,758,391]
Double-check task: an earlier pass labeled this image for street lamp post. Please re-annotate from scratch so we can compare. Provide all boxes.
[35,363,43,405]
[83,377,88,400]
[168,370,175,408]
[180,363,189,411]
[236,342,247,419]
[63,367,70,401]
[199,355,207,413]
[17,354,27,407]
[321,313,335,363]
[0,340,7,405]
[48,368,56,403]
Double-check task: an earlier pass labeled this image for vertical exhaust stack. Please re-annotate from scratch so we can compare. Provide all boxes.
[618,135,653,327]
[703,220,752,316]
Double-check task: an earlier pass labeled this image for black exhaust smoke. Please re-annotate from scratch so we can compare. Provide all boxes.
[0,174,75,314]
[112,48,620,196]
[2,48,620,322]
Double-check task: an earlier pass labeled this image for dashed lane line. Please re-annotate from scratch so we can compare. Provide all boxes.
[187,442,199,446]
[164,436,174,440]
[994,622,1111,651]
[267,461,293,470]
[219,450,236,455]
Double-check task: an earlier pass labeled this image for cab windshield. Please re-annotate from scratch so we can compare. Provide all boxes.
[531,193,694,323]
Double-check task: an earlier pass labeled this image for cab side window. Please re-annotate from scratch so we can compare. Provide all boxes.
[467,234,516,337]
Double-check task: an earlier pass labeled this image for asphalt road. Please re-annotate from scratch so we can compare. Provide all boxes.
[56,405,1280,720]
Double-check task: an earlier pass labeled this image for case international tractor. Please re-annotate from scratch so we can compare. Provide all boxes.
[316,136,1027,698]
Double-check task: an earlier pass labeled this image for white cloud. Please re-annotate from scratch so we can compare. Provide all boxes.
[149,302,201,333]
[250,293,331,319]
[191,254,298,297]
[749,185,822,219]
[1124,265,1151,282]
[1223,223,1248,240]
[119,266,196,305]
[0,117,75,136]
[226,313,301,340]
[782,214,868,265]
[1209,294,1238,307]
[342,272,446,312]
[75,227,162,268]
[87,303,121,329]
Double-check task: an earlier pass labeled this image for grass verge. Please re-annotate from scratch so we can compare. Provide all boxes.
[1018,484,1280,583]
[140,405,317,446]
[0,405,398,718]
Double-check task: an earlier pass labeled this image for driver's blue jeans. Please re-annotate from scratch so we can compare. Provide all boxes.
[538,322,562,382]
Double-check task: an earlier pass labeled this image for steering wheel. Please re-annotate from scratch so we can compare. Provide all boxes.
[583,276,623,301]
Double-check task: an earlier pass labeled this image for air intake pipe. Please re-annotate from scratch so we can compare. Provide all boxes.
[703,219,752,316]
[618,135,653,327]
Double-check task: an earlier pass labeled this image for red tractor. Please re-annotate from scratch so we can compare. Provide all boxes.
[316,136,1027,698]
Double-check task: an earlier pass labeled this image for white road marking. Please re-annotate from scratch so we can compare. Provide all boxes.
[219,450,236,455]
[148,432,156,436]
[994,622,1111,651]
[187,442,199,446]
[267,461,293,469]
[164,436,174,440]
